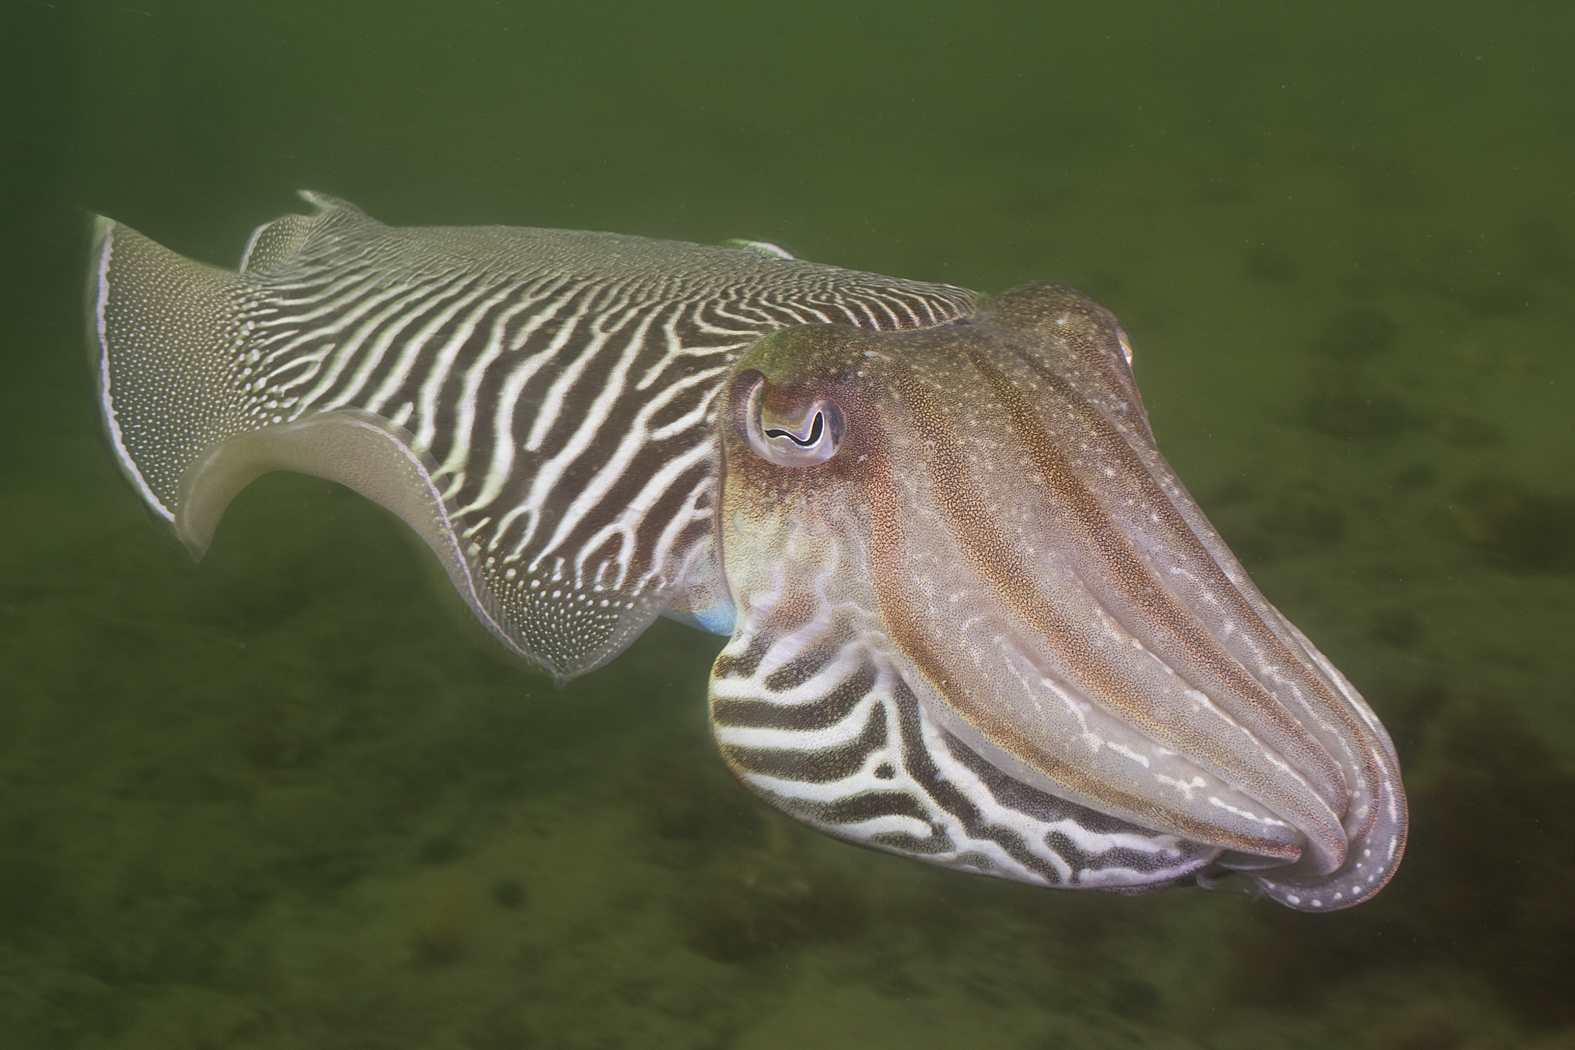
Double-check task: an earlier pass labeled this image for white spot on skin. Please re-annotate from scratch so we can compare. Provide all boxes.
[1207,796,1290,829]
[1156,774,1206,800]
[1106,741,1151,768]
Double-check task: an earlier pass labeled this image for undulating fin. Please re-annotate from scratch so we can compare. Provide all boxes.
[174,408,506,646]
[722,238,796,260]
[89,215,255,525]
[89,204,516,663]
[90,194,380,527]
[239,192,359,272]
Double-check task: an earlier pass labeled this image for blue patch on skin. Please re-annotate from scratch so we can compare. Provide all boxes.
[660,601,737,637]
[691,602,737,636]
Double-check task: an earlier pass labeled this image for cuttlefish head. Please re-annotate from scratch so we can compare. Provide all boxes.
[709,282,1406,910]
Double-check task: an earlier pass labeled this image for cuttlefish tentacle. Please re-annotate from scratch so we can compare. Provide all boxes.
[88,194,1405,910]
[975,289,1403,901]
[866,370,1346,869]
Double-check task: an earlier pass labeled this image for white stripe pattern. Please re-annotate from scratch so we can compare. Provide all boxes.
[710,608,1220,889]
[224,196,974,676]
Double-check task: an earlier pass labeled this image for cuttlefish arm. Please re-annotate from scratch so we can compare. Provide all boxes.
[712,283,1406,909]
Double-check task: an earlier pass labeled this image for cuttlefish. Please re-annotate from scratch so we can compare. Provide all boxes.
[88,192,1405,909]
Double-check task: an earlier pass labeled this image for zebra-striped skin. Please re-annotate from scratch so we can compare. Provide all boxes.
[92,192,972,678]
[88,194,1406,909]
[710,590,1220,889]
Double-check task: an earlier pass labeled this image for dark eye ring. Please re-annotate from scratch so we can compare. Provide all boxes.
[741,377,844,467]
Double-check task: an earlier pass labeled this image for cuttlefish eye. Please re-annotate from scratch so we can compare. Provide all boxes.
[738,372,845,467]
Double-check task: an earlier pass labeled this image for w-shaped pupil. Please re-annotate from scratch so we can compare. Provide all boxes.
[765,412,824,448]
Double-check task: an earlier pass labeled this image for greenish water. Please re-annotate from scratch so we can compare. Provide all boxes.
[3,1,1574,1046]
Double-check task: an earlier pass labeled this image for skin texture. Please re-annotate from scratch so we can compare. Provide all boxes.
[713,282,1406,909]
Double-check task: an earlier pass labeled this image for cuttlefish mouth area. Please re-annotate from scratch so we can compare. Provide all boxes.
[721,282,1406,909]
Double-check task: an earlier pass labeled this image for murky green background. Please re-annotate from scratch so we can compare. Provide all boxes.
[4,1,1574,1047]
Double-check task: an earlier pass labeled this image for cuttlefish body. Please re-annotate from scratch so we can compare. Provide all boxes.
[89,193,1405,909]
